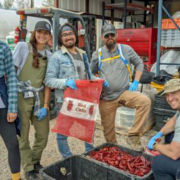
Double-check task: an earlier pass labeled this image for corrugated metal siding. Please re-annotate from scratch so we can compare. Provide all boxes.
[58,0,154,19]
[89,0,123,18]
[59,0,86,12]
[58,0,123,18]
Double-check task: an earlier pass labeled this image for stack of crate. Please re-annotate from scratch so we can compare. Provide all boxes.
[154,91,176,131]
[161,18,180,47]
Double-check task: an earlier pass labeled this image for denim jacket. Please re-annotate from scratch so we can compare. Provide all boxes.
[45,46,97,103]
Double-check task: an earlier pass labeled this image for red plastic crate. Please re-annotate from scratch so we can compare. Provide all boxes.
[162,18,180,30]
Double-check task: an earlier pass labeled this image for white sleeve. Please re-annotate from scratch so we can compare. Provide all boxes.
[46,49,52,61]
[13,42,28,68]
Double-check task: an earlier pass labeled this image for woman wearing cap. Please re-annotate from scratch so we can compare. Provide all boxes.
[13,21,52,180]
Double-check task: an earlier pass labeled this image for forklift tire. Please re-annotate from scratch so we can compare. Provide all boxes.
[49,91,58,120]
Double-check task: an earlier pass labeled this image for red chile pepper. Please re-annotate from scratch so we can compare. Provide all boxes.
[89,146,151,177]
[127,162,134,172]
[67,100,73,111]
[89,105,94,115]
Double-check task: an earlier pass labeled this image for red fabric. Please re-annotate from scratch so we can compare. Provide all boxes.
[52,80,103,143]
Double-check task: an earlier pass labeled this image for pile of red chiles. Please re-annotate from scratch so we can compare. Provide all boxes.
[89,146,151,177]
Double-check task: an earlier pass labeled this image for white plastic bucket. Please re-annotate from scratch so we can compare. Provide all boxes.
[115,107,136,128]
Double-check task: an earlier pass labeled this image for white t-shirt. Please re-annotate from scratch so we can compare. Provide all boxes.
[173,111,180,143]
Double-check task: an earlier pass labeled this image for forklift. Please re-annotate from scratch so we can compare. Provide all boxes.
[16,7,96,119]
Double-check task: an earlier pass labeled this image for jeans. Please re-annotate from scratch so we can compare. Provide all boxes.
[57,133,94,158]
[152,154,180,180]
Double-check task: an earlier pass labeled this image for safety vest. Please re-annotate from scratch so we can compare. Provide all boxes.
[98,44,132,82]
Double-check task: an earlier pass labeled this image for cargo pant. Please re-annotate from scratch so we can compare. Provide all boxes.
[99,90,151,143]
[18,92,49,172]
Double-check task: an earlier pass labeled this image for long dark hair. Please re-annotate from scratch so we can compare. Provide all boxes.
[29,31,39,68]
[29,31,50,68]
[58,23,79,47]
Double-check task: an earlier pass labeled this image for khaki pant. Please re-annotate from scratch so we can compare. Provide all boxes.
[18,92,49,172]
[99,91,151,143]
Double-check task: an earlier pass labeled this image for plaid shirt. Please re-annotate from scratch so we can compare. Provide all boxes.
[18,80,44,115]
[0,41,18,113]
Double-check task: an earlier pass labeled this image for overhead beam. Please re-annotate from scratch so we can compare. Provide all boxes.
[54,0,59,8]
[111,0,114,24]
[86,0,89,14]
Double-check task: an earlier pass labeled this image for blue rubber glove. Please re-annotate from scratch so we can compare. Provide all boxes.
[147,138,156,150]
[37,107,47,121]
[103,80,109,88]
[65,79,77,90]
[129,80,139,91]
[152,132,163,141]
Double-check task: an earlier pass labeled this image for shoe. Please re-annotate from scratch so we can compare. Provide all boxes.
[126,136,144,152]
[25,170,40,180]
[34,162,43,173]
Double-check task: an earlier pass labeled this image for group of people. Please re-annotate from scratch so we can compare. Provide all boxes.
[1,20,180,180]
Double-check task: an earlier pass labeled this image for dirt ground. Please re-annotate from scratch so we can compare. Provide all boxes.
[0,118,157,180]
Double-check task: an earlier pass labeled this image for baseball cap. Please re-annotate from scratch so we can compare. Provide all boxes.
[161,78,180,95]
[34,21,51,33]
[101,24,116,37]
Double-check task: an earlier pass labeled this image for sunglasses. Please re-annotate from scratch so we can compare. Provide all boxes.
[38,53,47,60]
[104,33,115,39]
[61,32,74,38]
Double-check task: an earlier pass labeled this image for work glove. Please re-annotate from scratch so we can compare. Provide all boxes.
[37,107,47,121]
[103,80,109,88]
[129,80,139,91]
[147,138,156,150]
[147,132,163,150]
[151,132,163,141]
[65,79,77,90]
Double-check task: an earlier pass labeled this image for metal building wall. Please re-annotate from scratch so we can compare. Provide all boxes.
[89,0,123,18]
[58,0,123,19]
[59,0,86,12]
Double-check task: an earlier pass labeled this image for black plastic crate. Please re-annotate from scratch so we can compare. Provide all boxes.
[40,144,154,180]
[155,115,169,131]
[154,92,172,110]
[154,108,176,131]
[84,143,154,180]
[154,108,176,117]
[40,155,143,180]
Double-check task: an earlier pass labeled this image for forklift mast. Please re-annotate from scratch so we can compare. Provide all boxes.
[16,7,96,120]
[70,15,96,56]
[16,7,93,61]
